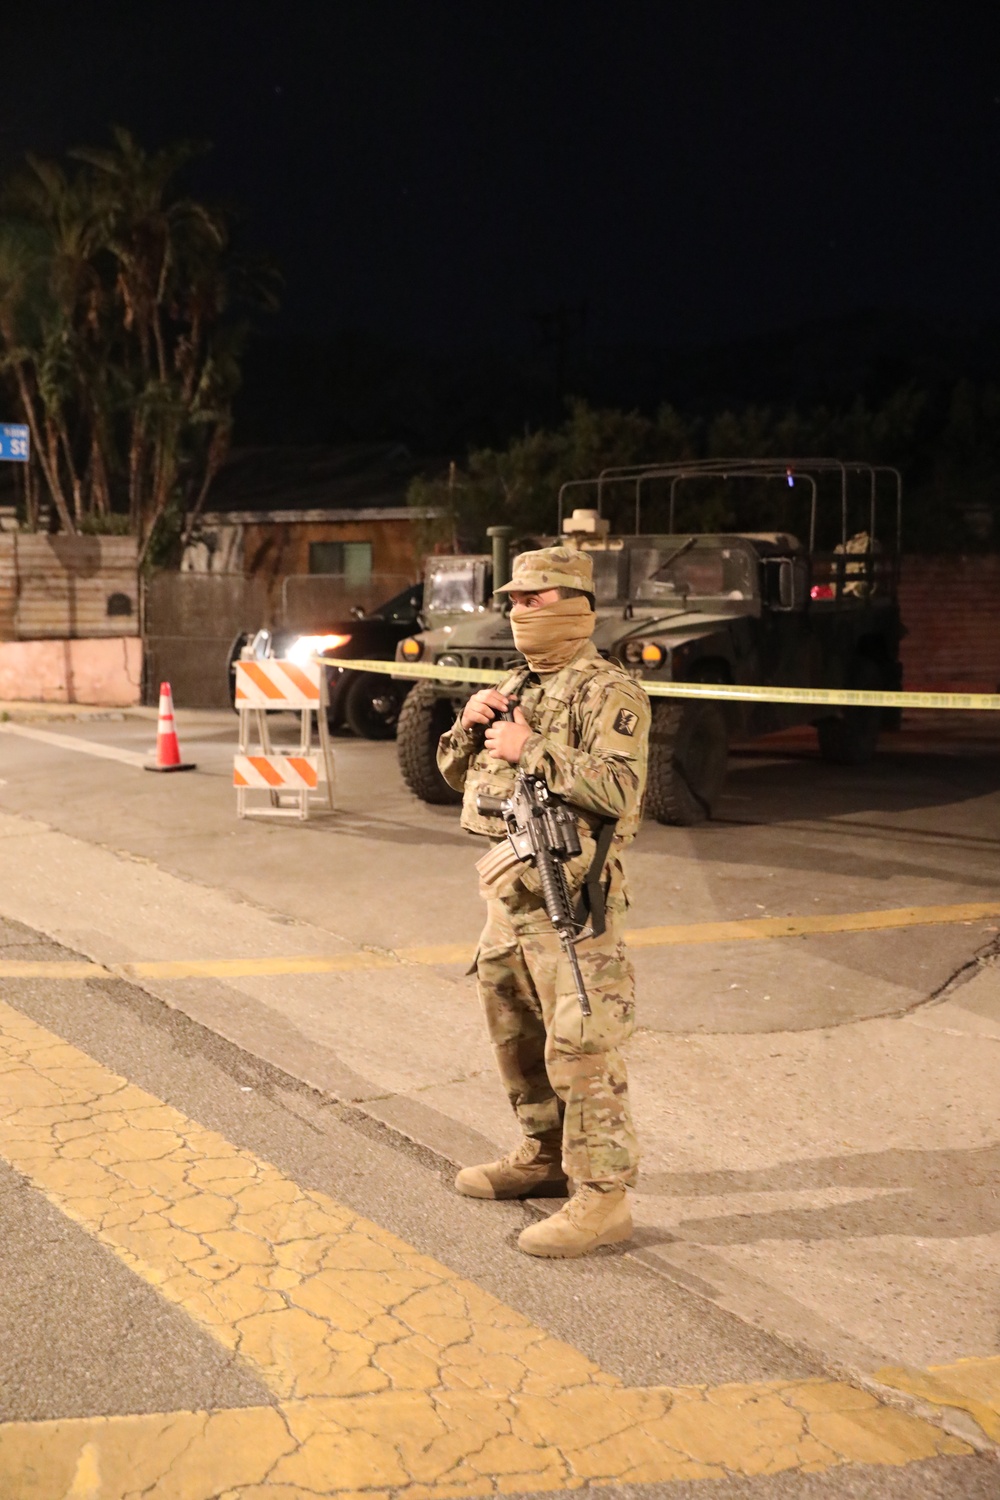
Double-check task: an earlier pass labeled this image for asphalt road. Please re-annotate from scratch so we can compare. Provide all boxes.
[0,706,997,1496]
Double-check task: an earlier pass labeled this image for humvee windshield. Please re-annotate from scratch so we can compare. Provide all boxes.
[425,561,482,613]
[631,544,756,603]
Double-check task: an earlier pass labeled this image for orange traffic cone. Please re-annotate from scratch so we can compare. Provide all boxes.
[145,682,196,772]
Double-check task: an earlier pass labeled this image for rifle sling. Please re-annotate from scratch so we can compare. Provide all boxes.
[573,819,616,939]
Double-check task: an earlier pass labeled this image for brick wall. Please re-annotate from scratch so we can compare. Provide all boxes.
[898,556,1000,692]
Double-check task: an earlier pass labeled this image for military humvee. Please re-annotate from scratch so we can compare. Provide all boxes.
[395,459,904,823]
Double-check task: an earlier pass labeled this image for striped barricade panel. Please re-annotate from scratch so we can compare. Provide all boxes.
[234,659,323,709]
[233,755,320,790]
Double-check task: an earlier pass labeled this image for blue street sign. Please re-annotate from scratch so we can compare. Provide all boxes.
[0,424,30,462]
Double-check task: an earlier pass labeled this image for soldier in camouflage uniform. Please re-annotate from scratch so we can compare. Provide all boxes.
[437,546,650,1257]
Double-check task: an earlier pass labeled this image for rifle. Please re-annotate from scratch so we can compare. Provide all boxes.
[476,702,592,1016]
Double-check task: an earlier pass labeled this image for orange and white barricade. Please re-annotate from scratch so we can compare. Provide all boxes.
[233,658,335,820]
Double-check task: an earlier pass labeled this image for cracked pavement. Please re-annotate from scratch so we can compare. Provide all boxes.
[0,986,990,1497]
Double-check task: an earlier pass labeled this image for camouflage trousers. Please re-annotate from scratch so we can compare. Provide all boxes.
[475,898,639,1187]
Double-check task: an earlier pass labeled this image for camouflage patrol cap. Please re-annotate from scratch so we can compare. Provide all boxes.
[495,545,594,595]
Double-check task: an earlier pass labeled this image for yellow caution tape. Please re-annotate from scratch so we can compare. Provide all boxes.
[642,682,1000,711]
[320,657,1000,712]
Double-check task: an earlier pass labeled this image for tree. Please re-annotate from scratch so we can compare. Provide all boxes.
[0,128,279,562]
[409,385,990,553]
[408,399,696,551]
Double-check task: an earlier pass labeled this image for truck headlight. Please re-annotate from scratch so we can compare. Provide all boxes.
[400,637,424,661]
[640,642,666,668]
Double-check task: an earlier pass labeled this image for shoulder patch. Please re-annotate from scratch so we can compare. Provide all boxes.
[613,706,638,737]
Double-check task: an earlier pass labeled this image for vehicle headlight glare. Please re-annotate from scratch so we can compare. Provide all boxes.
[401,637,423,661]
[640,642,666,668]
[286,633,350,666]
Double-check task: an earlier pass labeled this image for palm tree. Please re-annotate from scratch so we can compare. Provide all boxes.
[72,128,279,560]
[0,128,279,558]
[0,156,109,535]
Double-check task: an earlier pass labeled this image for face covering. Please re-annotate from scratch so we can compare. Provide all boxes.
[509,596,595,673]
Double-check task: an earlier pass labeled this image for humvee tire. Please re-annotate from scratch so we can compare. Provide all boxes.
[646,700,729,825]
[816,657,882,766]
[397,681,463,804]
[344,671,405,740]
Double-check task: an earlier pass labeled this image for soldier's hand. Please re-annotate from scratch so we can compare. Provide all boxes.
[461,689,509,731]
[484,705,533,764]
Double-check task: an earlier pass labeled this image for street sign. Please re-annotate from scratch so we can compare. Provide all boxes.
[0,424,29,462]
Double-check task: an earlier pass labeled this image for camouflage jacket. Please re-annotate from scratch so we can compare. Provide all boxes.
[436,642,650,919]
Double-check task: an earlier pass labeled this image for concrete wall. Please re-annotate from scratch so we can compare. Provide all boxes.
[0,637,142,705]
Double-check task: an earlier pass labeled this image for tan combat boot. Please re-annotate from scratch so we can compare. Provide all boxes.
[517,1183,631,1257]
[455,1134,567,1199]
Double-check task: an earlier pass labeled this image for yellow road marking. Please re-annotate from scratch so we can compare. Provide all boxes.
[876,1358,1000,1444]
[624,900,1000,949]
[1,900,997,982]
[0,999,983,1496]
[0,960,112,979]
[130,951,401,980]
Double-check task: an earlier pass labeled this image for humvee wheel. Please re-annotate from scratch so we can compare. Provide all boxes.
[397,681,463,804]
[344,672,405,740]
[816,658,882,766]
[646,700,728,825]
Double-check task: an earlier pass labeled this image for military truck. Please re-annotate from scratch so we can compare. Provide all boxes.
[394,459,904,822]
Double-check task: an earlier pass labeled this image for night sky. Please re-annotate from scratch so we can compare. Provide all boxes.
[4,2,1000,355]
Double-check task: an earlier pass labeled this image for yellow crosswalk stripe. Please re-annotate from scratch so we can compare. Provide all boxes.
[0,999,985,1497]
